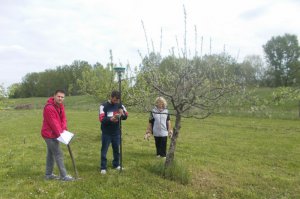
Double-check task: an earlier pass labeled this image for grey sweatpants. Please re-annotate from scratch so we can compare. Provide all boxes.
[44,138,67,177]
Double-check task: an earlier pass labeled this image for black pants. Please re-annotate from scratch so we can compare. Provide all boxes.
[154,136,167,157]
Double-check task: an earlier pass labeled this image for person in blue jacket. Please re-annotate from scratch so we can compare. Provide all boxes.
[99,90,128,174]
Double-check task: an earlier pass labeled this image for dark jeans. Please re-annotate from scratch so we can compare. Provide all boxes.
[154,136,167,157]
[100,133,120,170]
[44,138,67,177]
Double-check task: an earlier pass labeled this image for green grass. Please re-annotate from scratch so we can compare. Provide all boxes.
[1,106,300,198]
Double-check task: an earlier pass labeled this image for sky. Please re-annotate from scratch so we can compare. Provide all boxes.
[1,0,300,89]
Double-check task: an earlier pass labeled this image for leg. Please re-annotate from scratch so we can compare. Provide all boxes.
[157,137,163,157]
[111,134,120,168]
[161,136,168,157]
[45,138,67,177]
[101,133,111,170]
[154,136,162,156]
[44,139,54,175]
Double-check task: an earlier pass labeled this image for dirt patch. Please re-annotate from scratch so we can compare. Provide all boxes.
[15,104,34,110]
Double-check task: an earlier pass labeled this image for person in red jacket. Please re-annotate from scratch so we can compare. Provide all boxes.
[41,89,74,181]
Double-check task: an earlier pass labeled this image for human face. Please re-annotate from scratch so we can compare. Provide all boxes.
[54,92,65,105]
[111,96,120,105]
[157,102,164,111]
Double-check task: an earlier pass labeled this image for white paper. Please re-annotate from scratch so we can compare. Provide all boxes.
[107,112,113,117]
[57,130,74,145]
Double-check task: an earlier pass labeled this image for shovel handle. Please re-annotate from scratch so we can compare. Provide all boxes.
[67,144,78,179]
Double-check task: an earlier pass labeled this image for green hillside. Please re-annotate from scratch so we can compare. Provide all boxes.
[2,87,300,120]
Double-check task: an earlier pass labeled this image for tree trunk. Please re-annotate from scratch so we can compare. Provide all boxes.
[298,100,300,118]
[165,113,181,167]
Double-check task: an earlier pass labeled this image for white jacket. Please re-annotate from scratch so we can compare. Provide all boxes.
[149,107,170,137]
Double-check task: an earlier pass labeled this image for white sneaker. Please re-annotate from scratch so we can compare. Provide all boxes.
[115,166,124,170]
[100,169,107,174]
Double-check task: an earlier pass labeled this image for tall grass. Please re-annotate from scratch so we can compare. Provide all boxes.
[150,159,190,185]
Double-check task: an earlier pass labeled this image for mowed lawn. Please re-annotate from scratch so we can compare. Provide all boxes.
[0,109,300,198]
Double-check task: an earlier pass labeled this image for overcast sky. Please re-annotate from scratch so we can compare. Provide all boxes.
[1,0,300,88]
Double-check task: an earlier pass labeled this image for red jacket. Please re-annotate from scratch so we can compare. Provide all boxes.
[41,97,67,139]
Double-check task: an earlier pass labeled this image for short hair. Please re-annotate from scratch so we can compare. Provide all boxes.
[155,97,167,108]
[111,90,121,99]
[54,89,66,95]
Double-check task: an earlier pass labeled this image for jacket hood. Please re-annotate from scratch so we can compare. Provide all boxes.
[47,97,63,107]
[47,97,55,104]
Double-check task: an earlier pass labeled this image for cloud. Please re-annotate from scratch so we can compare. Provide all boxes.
[1,0,300,88]
[240,4,269,20]
[0,45,26,53]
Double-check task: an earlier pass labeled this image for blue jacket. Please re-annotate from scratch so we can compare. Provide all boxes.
[99,100,128,135]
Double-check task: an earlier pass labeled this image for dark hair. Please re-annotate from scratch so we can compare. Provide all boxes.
[54,89,66,95]
[111,90,120,99]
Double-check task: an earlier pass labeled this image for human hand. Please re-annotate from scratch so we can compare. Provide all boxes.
[110,115,119,123]
[144,130,152,140]
[119,108,124,115]
[168,130,173,138]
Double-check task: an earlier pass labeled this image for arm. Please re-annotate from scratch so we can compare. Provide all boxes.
[144,122,153,140]
[99,104,119,124]
[61,106,68,130]
[146,122,152,134]
[167,114,173,138]
[144,113,154,140]
[119,104,128,120]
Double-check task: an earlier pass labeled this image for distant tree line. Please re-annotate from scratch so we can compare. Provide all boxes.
[7,60,115,100]
[8,60,91,98]
[6,33,300,99]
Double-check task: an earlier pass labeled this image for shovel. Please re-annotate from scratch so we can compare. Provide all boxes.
[67,144,79,179]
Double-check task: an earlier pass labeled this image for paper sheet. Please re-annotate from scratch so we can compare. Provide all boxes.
[57,130,74,145]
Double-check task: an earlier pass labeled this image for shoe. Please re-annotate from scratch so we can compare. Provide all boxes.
[115,166,124,170]
[100,169,107,174]
[45,174,60,180]
[61,175,75,181]
[156,155,161,158]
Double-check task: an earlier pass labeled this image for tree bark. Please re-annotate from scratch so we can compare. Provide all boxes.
[165,113,181,167]
[299,100,300,118]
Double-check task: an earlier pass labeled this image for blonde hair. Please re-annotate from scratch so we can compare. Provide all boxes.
[155,97,167,109]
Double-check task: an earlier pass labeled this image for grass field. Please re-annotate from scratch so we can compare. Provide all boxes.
[0,96,300,198]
